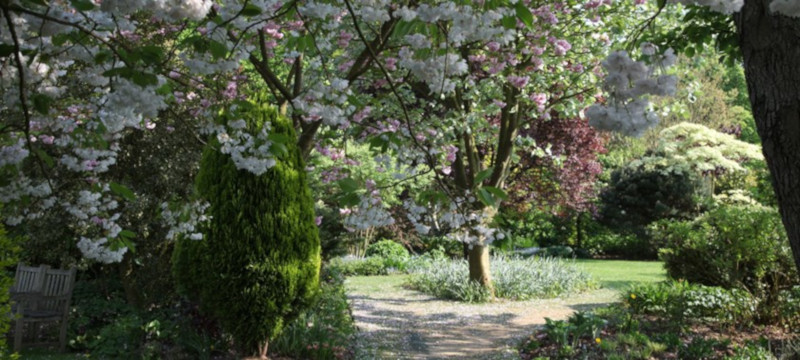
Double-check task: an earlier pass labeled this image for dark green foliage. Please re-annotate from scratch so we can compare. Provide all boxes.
[417,235,463,258]
[778,286,800,327]
[366,239,409,260]
[315,205,349,260]
[582,225,656,259]
[67,278,208,360]
[325,256,393,276]
[271,277,355,359]
[600,159,706,233]
[655,204,798,303]
[496,208,572,249]
[0,220,19,356]
[625,281,758,327]
[172,101,321,355]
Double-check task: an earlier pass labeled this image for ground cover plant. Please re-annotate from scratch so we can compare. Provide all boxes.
[519,280,800,360]
[406,256,596,302]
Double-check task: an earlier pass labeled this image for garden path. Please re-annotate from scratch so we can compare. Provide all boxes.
[346,275,619,359]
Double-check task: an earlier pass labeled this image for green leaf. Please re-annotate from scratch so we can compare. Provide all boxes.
[137,46,164,65]
[483,186,508,200]
[515,2,533,29]
[337,178,360,193]
[110,182,136,201]
[156,82,173,96]
[131,72,158,87]
[208,40,228,59]
[269,142,288,157]
[119,230,136,239]
[31,93,53,115]
[477,188,496,207]
[241,3,263,16]
[0,44,15,57]
[94,50,113,64]
[474,167,494,184]
[339,193,361,207]
[34,148,55,168]
[501,15,517,30]
[267,133,291,144]
[70,0,96,11]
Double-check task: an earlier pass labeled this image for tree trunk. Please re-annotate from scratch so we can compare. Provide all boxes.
[735,0,800,272]
[468,244,493,293]
[118,253,143,309]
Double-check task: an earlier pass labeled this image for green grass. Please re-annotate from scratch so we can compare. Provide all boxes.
[345,274,408,292]
[345,260,666,296]
[574,259,666,291]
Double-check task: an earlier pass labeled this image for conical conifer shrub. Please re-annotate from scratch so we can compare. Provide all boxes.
[173,98,320,356]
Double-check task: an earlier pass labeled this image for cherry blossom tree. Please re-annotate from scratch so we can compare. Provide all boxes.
[0,0,670,293]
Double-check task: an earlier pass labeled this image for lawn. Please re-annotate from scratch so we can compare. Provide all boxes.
[574,259,666,291]
[344,259,667,295]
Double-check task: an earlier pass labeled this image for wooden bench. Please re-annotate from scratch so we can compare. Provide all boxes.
[10,263,77,352]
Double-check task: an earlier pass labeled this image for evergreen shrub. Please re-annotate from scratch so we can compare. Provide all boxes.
[172,100,320,355]
[365,239,409,269]
[600,157,706,232]
[655,204,798,302]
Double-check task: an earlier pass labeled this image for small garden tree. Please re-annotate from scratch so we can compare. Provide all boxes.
[173,100,320,359]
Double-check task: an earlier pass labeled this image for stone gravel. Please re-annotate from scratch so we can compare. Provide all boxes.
[346,275,619,359]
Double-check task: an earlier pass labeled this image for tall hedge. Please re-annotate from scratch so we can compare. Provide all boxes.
[173,101,320,356]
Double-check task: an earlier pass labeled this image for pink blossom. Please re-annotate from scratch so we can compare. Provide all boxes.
[486,41,501,51]
[488,59,506,74]
[353,107,372,123]
[468,54,487,64]
[39,135,55,144]
[553,39,571,56]
[507,75,529,89]
[222,81,238,99]
[529,93,547,112]
[263,22,284,39]
[338,60,355,72]
[385,57,397,71]
[338,31,353,48]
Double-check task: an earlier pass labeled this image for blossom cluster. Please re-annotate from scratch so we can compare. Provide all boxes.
[1,0,635,262]
[586,44,677,137]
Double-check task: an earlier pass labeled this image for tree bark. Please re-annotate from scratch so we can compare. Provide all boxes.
[735,0,800,271]
[468,244,493,292]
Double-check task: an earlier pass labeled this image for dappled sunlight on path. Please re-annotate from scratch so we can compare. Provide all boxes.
[346,275,619,359]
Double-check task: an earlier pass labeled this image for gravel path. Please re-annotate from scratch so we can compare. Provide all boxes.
[346,275,619,359]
